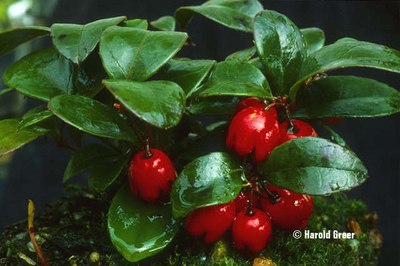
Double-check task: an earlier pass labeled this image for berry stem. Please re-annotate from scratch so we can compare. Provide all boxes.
[284,106,299,134]
[141,139,153,159]
[130,119,146,146]
[245,188,255,216]
[260,181,280,205]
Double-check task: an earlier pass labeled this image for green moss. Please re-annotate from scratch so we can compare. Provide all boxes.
[0,187,380,266]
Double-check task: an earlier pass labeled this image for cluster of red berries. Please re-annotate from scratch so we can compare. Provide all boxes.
[186,97,316,252]
[126,96,319,253]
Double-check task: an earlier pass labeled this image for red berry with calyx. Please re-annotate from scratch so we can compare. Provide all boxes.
[234,187,260,213]
[260,184,313,231]
[232,209,273,252]
[323,117,344,125]
[278,119,317,145]
[129,148,175,201]
[233,97,278,120]
[233,97,265,116]
[185,201,236,244]
[226,106,280,162]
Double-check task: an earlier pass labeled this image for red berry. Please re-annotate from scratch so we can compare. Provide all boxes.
[323,117,344,125]
[185,201,236,244]
[234,187,259,213]
[232,209,273,252]
[260,184,313,231]
[226,106,280,162]
[233,97,278,120]
[129,148,175,201]
[278,119,317,145]
[233,97,265,116]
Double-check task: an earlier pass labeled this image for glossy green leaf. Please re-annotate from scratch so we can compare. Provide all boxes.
[88,152,130,191]
[247,57,264,72]
[171,152,242,218]
[312,122,350,150]
[108,185,179,262]
[123,19,148,29]
[301,27,325,54]
[103,79,185,129]
[0,119,49,157]
[63,143,128,190]
[152,59,215,98]
[175,0,263,32]
[253,10,308,95]
[292,76,400,118]
[289,38,400,100]
[48,95,138,143]
[51,16,126,64]
[150,16,176,31]
[99,26,187,81]
[17,110,54,130]
[0,26,50,57]
[187,96,242,115]
[3,47,105,101]
[258,137,368,195]
[63,143,116,183]
[191,61,272,98]
[225,46,256,62]
[0,88,14,96]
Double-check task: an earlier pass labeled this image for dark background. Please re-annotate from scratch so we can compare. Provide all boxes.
[0,0,399,265]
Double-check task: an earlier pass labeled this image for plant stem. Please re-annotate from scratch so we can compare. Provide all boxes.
[245,189,255,216]
[260,181,280,205]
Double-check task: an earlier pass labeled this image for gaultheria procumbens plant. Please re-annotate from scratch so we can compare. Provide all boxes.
[1,0,400,262]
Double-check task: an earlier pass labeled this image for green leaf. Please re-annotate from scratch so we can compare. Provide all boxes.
[150,16,176,31]
[3,47,105,101]
[253,10,308,95]
[63,143,129,190]
[301,27,325,54]
[0,88,14,96]
[292,76,400,118]
[187,96,242,115]
[63,143,115,183]
[48,95,138,143]
[103,79,185,129]
[312,122,351,150]
[151,59,215,98]
[247,57,264,72]
[51,16,126,64]
[123,19,148,29]
[108,185,179,262]
[0,26,50,57]
[88,152,130,191]
[99,26,187,81]
[17,110,54,130]
[171,152,242,218]
[225,46,256,62]
[258,137,368,195]
[289,38,400,100]
[191,61,272,99]
[0,119,49,157]
[175,0,263,32]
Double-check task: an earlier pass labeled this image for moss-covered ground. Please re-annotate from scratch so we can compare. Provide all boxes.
[0,186,380,266]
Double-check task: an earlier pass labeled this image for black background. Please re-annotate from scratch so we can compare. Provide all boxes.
[0,0,399,265]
